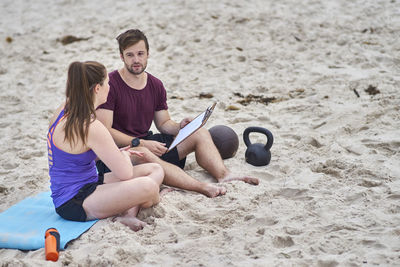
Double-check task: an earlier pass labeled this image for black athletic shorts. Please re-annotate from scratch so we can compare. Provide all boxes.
[96,131,186,174]
[55,174,104,222]
[144,132,186,169]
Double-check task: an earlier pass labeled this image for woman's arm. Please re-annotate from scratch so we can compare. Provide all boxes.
[87,120,133,180]
[96,108,134,147]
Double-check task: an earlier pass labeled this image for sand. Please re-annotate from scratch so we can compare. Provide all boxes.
[0,0,399,266]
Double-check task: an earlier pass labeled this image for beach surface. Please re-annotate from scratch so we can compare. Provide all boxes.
[0,0,399,266]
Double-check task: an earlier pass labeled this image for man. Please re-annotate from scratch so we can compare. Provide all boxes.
[96,29,258,198]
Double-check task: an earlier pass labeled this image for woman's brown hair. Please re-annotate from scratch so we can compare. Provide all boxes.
[64,61,106,146]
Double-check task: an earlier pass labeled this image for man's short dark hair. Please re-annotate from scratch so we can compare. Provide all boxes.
[116,29,149,55]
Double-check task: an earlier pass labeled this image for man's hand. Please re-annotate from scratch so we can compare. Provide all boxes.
[180,117,192,129]
[141,140,168,156]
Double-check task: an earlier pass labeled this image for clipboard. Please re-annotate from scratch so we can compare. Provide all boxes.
[167,102,216,152]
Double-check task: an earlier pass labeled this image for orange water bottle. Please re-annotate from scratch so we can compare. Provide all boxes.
[45,228,60,261]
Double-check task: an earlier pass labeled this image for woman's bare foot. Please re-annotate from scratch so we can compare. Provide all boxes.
[160,187,175,197]
[200,183,227,198]
[115,216,147,231]
[219,174,259,185]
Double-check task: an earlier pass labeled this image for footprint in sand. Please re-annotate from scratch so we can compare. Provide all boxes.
[317,260,339,267]
[272,235,294,248]
[358,178,382,188]
[3,162,19,170]
[311,160,345,178]
[362,139,400,156]
[0,186,8,194]
[284,227,303,235]
[246,216,279,227]
[280,133,301,141]
[24,179,38,189]
[302,136,323,148]
[230,116,253,123]
[256,228,265,235]
[275,188,309,199]
[139,204,166,220]
[0,95,21,105]
[361,239,387,249]
[17,150,44,160]
[0,122,11,128]
[387,194,400,200]
[345,192,366,204]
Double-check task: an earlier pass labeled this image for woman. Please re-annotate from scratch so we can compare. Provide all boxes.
[47,61,164,231]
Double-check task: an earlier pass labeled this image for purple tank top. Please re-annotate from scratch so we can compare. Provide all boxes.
[47,109,98,208]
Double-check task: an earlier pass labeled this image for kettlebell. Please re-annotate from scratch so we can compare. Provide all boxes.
[243,127,274,166]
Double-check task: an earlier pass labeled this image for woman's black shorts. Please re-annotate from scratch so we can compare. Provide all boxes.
[55,174,104,222]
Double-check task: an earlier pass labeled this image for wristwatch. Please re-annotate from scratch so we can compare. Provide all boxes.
[131,137,140,148]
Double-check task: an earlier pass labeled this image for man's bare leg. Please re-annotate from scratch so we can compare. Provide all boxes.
[178,128,259,185]
[132,147,226,198]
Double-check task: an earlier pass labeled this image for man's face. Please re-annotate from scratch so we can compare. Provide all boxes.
[121,40,148,75]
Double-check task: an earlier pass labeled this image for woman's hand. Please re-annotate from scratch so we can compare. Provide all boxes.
[120,145,144,157]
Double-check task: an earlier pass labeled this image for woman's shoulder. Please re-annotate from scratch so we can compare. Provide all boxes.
[87,118,109,139]
[87,118,113,150]
[48,102,65,128]
[89,118,106,132]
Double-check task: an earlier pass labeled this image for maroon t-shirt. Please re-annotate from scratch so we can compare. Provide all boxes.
[98,70,168,138]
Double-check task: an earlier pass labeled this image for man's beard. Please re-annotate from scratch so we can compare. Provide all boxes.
[126,62,147,75]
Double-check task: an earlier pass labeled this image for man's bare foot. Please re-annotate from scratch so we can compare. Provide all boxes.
[200,183,227,198]
[114,216,147,231]
[219,175,259,185]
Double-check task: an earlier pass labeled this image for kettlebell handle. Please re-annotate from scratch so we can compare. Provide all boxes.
[243,127,274,151]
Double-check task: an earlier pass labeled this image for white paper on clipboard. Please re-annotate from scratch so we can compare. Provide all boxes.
[167,103,216,152]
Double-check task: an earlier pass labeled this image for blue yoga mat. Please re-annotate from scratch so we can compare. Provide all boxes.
[0,191,98,250]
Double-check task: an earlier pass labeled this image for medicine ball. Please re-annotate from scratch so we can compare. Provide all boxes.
[209,125,239,159]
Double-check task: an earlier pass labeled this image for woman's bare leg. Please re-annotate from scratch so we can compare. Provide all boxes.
[83,163,164,231]
[104,162,163,185]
